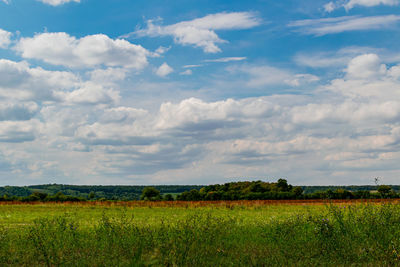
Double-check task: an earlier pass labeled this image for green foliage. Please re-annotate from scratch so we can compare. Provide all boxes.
[378,185,393,198]
[88,191,95,199]
[2,203,400,265]
[141,187,161,201]
[178,180,304,200]
[163,194,174,201]
[0,181,399,202]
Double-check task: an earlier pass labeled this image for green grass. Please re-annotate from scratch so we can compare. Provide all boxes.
[1,202,400,266]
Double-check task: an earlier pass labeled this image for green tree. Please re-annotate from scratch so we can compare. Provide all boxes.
[277,179,289,192]
[163,194,174,201]
[378,185,392,198]
[140,187,161,201]
[292,186,303,198]
[88,191,96,200]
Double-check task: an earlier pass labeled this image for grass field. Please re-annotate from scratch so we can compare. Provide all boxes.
[1,200,400,266]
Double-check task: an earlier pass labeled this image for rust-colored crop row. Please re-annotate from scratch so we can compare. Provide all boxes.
[0,198,399,208]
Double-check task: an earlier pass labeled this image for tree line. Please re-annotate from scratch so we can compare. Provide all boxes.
[0,180,398,202]
[175,180,399,201]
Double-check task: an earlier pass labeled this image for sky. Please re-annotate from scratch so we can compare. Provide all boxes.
[0,0,400,186]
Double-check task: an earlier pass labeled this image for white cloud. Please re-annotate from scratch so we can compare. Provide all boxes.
[54,82,120,105]
[3,47,400,184]
[0,102,39,121]
[345,0,400,9]
[345,53,386,79]
[88,68,128,84]
[37,0,80,6]
[132,12,260,53]
[326,54,400,99]
[230,64,319,87]
[155,62,173,77]
[0,120,40,142]
[286,74,320,86]
[289,15,400,36]
[204,57,246,63]
[15,32,150,69]
[0,59,123,107]
[0,29,11,49]
[180,69,193,75]
[294,46,379,68]
[183,64,203,68]
[324,0,400,12]
[99,107,148,123]
[153,46,171,57]
[0,59,79,101]
[1,0,10,4]
[324,2,337,12]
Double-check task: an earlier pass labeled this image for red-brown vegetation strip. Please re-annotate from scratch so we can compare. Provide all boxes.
[0,198,399,207]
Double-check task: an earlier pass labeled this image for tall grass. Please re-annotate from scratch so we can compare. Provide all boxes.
[1,203,400,266]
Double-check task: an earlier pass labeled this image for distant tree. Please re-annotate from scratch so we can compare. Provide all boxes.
[88,191,96,200]
[140,187,161,201]
[277,179,289,192]
[292,186,303,198]
[163,194,174,201]
[31,192,48,200]
[378,185,392,198]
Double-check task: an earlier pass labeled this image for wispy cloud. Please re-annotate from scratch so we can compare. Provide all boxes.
[183,64,203,68]
[37,0,80,6]
[289,15,400,36]
[126,12,261,53]
[204,57,246,63]
[179,69,192,75]
[324,0,400,12]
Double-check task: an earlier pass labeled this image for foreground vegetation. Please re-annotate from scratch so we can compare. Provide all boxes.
[1,201,400,266]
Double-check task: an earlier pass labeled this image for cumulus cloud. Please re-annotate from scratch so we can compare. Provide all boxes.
[345,53,387,80]
[0,59,80,101]
[155,62,173,77]
[324,0,400,12]
[15,32,150,69]
[0,29,11,49]
[0,102,39,121]
[37,0,80,6]
[88,68,128,84]
[131,12,260,53]
[2,48,400,184]
[0,59,123,107]
[289,15,400,36]
[0,120,40,142]
[326,53,400,99]
[54,82,120,105]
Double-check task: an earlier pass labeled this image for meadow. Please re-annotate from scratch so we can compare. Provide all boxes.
[1,200,400,266]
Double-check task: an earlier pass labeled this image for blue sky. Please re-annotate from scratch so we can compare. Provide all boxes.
[0,0,400,185]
